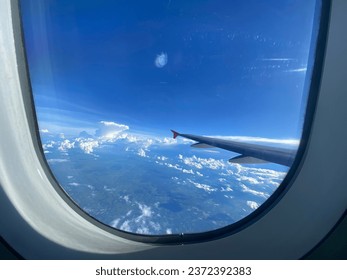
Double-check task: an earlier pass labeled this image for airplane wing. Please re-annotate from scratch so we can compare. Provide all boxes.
[171,130,296,167]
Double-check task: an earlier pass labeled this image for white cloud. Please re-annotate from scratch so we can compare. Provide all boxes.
[127,135,179,148]
[47,158,68,163]
[160,137,177,145]
[188,179,217,193]
[142,139,154,149]
[157,156,168,161]
[164,162,183,171]
[221,186,233,192]
[136,227,150,234]
[120,220,131,232]
[247,201,260,210]
[149,221,161,232]
[121,195,130,203]
[68,182,80,186]
[238,176,260,185]
[180,155,226,170]
[166,228,173,234]
[40,128,49,133]
[239,166,286,181]
[42,141,56,150]
[137,203,152,219]
[137,148,148,158]
[95,121,129,141]
[182,169,194,174]
[86,184,95,190]
[109,199,163,234]
[126,210,132,216]
[58,139,75,152]
[110,219,120,228]
[131,203,162,234]
[124,134,140,143]
[180,155,203,169]
[103,185,113,192]
[75,138,99,154]
[241,183,268,198]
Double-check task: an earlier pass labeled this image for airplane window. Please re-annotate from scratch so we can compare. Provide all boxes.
[20,0,321,235]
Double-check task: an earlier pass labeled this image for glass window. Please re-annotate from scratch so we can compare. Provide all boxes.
[21,0,321,235]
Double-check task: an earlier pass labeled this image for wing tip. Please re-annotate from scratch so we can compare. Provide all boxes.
[171,129,180,139]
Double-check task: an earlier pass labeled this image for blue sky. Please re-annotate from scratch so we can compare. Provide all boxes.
[21,0,319,139]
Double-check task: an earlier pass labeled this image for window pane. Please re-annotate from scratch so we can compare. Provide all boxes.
[21,0,321,235]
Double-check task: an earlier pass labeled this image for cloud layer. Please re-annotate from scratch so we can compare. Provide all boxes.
[41,119,291,234]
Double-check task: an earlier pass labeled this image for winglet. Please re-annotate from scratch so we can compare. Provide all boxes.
[171,130,180,139]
